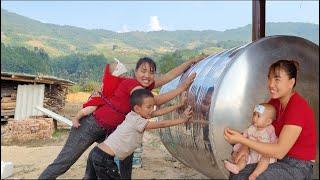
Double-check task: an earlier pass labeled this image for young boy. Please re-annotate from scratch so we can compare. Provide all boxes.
[84,89,192,179]
[224,103,277,180]
[72,59,128,128]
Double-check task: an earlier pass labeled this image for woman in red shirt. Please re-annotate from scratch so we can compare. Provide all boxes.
[224,60,316,180]
[39,55,207,179]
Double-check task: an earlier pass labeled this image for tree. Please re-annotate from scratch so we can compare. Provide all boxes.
[158,49,200,74]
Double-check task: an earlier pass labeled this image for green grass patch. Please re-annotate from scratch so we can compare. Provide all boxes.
[52,129,69,139]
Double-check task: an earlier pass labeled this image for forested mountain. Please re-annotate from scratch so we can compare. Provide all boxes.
[1,43,50,74]
[1,43,109,85]
[1,8,318,60]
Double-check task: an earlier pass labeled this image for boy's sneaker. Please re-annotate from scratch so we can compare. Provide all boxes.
[132,145,143,168]
[132,158,142,168]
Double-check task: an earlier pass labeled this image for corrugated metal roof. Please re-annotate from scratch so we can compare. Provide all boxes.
[1,71,75,85]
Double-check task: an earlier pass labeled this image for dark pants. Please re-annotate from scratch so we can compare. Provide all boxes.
[38,115,133,179]
[85,146,120,179]
[230,156,314,180]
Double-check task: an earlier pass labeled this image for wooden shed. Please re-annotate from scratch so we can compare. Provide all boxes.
[1,72,75,122]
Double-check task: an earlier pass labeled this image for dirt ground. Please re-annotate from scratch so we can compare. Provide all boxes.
[1,92,208,179]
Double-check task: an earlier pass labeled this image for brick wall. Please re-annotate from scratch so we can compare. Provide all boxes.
[1,117,54,143]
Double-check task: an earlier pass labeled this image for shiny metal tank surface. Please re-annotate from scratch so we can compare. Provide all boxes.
[158,35,319,178]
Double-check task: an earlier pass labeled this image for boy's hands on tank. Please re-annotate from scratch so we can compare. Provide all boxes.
[180,91,188,105]
[180,73,196,90]
[181,105,193,122]
[177,91,188,113]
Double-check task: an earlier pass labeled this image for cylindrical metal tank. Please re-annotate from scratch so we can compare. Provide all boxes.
[158,35,319,178]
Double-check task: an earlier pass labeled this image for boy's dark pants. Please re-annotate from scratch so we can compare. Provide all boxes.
[38,115,133,179]
[85,146,120,179]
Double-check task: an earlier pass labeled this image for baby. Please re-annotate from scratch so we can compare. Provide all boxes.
[224,103,277,180]
[72,59,128,128]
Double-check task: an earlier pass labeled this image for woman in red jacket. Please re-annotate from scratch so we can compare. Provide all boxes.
[224,60,316,180]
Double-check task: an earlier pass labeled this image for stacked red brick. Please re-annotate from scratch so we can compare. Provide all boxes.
[1,117,54,143]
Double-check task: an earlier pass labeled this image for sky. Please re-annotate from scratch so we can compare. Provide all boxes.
[1,1,319,32]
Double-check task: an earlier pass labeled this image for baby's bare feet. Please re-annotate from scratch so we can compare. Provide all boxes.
[224,160,240,174]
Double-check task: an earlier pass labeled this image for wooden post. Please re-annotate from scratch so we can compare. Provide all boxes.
[252,0,266,41]
[53,119,58,131]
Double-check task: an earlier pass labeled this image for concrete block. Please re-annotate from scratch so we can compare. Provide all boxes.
[1,161,13,179]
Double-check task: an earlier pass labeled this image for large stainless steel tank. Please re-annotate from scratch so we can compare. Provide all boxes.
[158,35,319,179]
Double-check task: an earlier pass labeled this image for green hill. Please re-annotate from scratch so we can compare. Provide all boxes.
[1,8,319,60]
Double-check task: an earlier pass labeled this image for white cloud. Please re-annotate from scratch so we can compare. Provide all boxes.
[118,24,129,33]
[149,16,163,31]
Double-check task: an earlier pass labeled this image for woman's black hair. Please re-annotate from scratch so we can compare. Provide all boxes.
[135,57,157,73]
[268,60,299,87]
